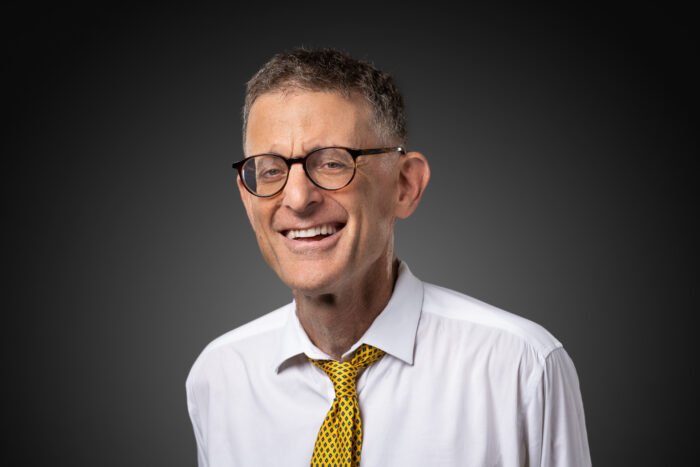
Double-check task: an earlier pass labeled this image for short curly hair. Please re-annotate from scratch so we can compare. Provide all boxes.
[243,48,407,147]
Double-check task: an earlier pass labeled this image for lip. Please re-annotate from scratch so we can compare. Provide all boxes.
[278,223,345,252]
[281,222,344,239]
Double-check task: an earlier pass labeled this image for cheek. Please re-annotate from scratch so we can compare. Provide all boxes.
[248,206,275,246]
[355,187,397,239]
[372,178,399,218]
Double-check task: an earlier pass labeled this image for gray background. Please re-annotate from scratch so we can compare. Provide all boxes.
[5,1,695,466]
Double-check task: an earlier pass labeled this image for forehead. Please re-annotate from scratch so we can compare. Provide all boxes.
[245,90,377,154]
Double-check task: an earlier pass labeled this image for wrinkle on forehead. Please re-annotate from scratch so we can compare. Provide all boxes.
[245,91,379,157]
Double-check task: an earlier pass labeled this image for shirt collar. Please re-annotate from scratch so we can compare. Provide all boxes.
[274,261,423,372]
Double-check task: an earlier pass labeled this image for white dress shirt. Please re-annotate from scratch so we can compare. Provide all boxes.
[186,262,591,466]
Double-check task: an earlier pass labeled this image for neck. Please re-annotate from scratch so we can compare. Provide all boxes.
[294,257,400,360]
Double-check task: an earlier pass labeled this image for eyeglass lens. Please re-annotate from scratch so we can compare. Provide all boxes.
[241,148,355,196]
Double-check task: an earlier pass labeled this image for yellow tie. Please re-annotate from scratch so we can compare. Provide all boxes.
[309,344,386,467]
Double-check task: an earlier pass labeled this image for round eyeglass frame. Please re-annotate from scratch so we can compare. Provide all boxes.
[232,146,406,198]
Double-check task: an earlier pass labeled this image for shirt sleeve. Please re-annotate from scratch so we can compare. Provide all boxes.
[525,347,591,467]
[186,371,209,467]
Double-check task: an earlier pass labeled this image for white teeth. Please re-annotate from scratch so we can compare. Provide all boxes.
[285,224,338,239]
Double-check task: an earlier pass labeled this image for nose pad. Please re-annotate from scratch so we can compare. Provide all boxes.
[282,163,322,212]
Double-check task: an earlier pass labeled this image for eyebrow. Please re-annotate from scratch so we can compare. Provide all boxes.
[250,144,344,158]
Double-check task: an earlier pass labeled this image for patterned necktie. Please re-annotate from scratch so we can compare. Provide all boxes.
[309,344,386,467]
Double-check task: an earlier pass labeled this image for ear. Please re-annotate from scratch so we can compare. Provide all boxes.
[237,176,257,227]
[395,151,430,219]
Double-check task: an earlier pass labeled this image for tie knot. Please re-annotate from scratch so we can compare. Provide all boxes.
[309,344,386,398]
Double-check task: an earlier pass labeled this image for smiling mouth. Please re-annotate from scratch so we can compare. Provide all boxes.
[283,223,344,240]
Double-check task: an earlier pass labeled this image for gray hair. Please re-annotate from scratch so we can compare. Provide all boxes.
[243,48,407,147]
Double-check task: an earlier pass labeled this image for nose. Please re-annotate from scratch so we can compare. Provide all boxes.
[281,163,323,213]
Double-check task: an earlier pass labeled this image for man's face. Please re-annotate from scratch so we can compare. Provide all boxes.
[240,91,402,295]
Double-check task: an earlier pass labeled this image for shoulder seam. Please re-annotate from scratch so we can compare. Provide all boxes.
[423,308,562,360]
[523,346,568,409]
[421,283,562,359]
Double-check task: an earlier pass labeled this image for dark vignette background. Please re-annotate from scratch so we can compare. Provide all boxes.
[4,1,695,466]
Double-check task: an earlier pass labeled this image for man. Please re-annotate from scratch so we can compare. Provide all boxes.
[186,48,591,466]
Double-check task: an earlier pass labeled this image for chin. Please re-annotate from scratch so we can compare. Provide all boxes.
[276,263,345,296]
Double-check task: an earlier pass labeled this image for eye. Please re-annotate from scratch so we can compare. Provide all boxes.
[253,156,287,182]
[260,167,284,178]
[311,148,354,173]
[321,160,349,170]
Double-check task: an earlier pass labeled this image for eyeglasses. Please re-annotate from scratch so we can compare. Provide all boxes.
[232,146,405,197]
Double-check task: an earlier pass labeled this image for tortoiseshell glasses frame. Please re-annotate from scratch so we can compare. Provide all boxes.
[232,146,406,198]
